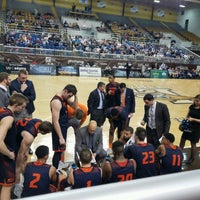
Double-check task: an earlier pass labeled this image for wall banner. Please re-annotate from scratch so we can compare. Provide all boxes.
[79,67,102,77]
[150,70,168,78]
[2,64,30,74]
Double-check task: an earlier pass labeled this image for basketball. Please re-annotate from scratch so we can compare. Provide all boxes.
[68,95,75,102]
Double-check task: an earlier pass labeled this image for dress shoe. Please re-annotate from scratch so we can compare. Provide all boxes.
[186,157,194,164]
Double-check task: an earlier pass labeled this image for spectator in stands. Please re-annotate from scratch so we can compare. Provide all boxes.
[103,66,113,76]
[4,27,194,65]
[72,3,76,12]
[125,62,132,79]
[159,62,167,70]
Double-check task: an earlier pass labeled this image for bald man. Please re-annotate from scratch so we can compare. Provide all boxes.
[75,120,106,164]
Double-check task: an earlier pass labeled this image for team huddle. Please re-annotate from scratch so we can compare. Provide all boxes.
[0,71,200,199]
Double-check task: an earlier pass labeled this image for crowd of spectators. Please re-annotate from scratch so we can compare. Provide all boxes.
[4,29,195,65]
[68,35,191,61]
[168,66,200,79]
[63,20,80,30]
[105,21,153,41]
[103,62,200,79]
[6,9,60,32]
[4,30,69,50]
[3,9,199,67]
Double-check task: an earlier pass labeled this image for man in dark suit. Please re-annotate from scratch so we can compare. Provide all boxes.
[9,69,36,155]
[75,120,106,164]
[115,82,135,127]
[87,82,106,127]
[141,93,171,148]
[9,69,36,120]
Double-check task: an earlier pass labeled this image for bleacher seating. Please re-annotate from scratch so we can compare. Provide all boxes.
[5,9,60,33]
[61,15,101,31]
[0,0,199,68]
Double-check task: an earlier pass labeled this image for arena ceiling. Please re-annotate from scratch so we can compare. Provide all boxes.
[127,0,200,11]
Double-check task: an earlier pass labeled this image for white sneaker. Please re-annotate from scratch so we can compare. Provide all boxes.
[107,148,113,155]
[57,161,72,170]
[91,156,96,164]
[14,184,23,198]
[64,186,72,191]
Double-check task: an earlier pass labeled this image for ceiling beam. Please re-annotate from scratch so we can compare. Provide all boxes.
[185,0,200,4]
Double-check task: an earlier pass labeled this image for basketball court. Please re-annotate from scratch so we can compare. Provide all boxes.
[10,74,199,170]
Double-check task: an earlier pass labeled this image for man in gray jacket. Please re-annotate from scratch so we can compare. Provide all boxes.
[75,120,106,164]
[0,72,11,107]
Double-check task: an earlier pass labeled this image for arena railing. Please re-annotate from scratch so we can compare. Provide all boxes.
[3,45,200,65]
[6,27,60,36]
[19,169,200,200]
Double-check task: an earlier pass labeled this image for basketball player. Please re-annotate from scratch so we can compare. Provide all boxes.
[119,126,135,148]
[156,133,183,174]
[124,127,158,178]
[21,145,57,198]
[0,93,28,200]
[50,84,77,168]
[15,118,53,185]
[102,141,136,183]
[59,149,102,190]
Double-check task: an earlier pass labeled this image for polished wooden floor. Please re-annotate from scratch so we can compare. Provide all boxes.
[10,75,200,170]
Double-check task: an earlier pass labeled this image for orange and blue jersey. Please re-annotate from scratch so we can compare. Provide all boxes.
[51,95,68,128]
[106,106,128,136]
[160,145,183,174]
[0,107,15,151]
[125,143,158,178]
[51,95,68,151]
[109,159,135,183]
[16,118,41,138]
[72,166,102,189]
[22,161,51,197]
[0,107,15,186]
[15,118,42,153]
[106,106,128,122]
[67,102,88,125]
[106,82,119,108]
